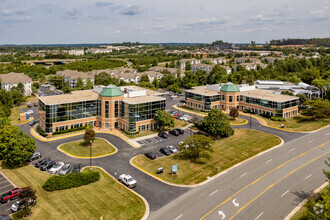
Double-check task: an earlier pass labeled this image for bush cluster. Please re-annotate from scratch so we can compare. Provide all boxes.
[53,126,88,135]
[259,113,272,119]
[271,116,286,122]
[36,126,47,137]
[42,170,100,191]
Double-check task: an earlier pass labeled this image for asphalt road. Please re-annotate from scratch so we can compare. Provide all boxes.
[149,126,330,220]
[0,174,16,216]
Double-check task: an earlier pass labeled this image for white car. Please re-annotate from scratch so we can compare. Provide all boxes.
[171,95,178,99]
[179,141,189,149]
[118,174,137,188]
[167,145,178,153]
[49,162,64,174]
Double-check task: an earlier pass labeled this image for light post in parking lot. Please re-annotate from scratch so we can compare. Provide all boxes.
[90,140,93,168]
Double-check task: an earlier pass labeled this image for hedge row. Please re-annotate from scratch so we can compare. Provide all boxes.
[271,116,286,122]
[42,170,100,191]
[53,126,89,135]
[36,126,47,137]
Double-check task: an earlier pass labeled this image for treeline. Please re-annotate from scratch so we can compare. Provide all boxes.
[269,38,330,47]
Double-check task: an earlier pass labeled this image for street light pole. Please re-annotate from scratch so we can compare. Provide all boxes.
[90,140,92,168]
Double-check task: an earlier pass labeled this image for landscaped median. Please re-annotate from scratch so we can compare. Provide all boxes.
[0,163,146,220]
[58,138,117,158]
[132,129,281,185]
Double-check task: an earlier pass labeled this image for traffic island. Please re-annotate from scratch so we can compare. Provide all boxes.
[58,138,117,158]
[132,129,281,185]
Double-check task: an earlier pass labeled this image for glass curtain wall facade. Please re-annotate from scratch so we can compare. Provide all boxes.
[39,99,100,133]
[120,100,166,132]
[185,91,220,110]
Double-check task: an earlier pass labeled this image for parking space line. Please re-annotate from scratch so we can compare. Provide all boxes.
[0,184,12,190]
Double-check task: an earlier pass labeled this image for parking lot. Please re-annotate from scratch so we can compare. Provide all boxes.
[0,173,16,216]
[21,105,39,124]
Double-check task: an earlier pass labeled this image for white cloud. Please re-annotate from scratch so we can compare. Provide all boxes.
[310,6,328,15]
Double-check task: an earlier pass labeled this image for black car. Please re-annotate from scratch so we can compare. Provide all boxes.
[33,103,38,107]
[27,104,32,108]
[145,152,157,160]
[34,158,50,168]
[169,129,180,136]
[28,152,41,162]
[160,147,171,156]
[175,128,184,135]
[158,132,168,139]
[40,160,55,171]
[72,163,81,173]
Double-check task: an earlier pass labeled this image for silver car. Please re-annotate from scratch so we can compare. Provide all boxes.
[167,145,178,153]
[59,164,73,175]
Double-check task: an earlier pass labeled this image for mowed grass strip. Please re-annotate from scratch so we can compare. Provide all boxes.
[229,117,247,125]
[59,138,116,157]
[10,105,27,125]
[132,129,281,185]
[1,164,145,220]
[262,115,330,132]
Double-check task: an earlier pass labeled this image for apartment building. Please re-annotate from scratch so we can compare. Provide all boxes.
[0,72,32,96]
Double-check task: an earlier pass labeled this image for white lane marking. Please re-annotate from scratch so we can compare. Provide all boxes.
[0,184,12,190]
[209,189,219,196]
[326,133,330,136]
[308,140,314,143]
[218,211,226,220]
[305,174,312,180]
[288,148,295,152]
[232,199,239,207]
[5,207,11,211]
[255,212,263,220]
[265,159,272,163]
[240,172,247,178]
[281,190,289,197]
[174,214,183,220]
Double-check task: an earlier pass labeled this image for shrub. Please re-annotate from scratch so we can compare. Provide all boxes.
[12,208,31,219]
[270,116,286,121]
[259,113,272,118]
[36,126,47,137]
[53,126,87,135]
[42,170,100,191]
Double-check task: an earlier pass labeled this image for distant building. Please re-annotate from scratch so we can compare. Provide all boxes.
[185,82,299,118]
[68,50,85,56]
[56,70,95,88]
[0,72,32,96]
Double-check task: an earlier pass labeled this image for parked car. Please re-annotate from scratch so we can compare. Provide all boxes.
[175,128,184,135]
[176,114,183,119]
[25,110,34,115]
[179,141,189,149]
[59,164,73,175]
[158,131,168,139]
[0,215,11,220]
[171,95,178,99]
[72,163,81,173]
[173,113,180,118]
[34,103,38,107]
[34,158,50,168]
[169,129,180,136]
[118,174,137,188]
[160,147,171,156]
[49,162,64,174]
[0,188,23,203]
[28,152,41,162]
[145,152,157,160]
[11,199,35,212]
[170,111,177,116]
[40,160,56,171]
[27,104,32,108]
[166,145,178,153]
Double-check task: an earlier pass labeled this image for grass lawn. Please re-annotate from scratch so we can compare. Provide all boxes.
[261,115,330,132]
[174,118,188,128]
[59,138,116,157]
[229,117,247,125]
[291,186,329,220]
[1,164,145,220]
[132,129,281,185]
[10,105,27,125]
[27,96,38,103]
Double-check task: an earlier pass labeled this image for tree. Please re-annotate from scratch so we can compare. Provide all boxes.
[179,135,214,160]
[140,74,150,83]
[154,110,174,130]
[62,82,71,94]
[302,99,330,119]
[19,187,37,216]
[32,82,40,89]
[297,94,307,105]
[83,128,96,145]
[201,109,234,138]
[167,84,182,94]
[152,59,158,67]
[185,62,192,71]
[0,107,10,129]
[11,89,26,106]
[76,77,84,90]
[85,78,94,90]
[152,78,160,88]
[281,91,294,96]
[0,125,36,167]
[16,82,25,95]
[207,64,228,84]
[229,107,239,119]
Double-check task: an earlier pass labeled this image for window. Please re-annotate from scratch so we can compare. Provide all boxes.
[105,101,109,118]
[229,96,233,102]
[115,101,119,117]
[221,95,225,101]
[237,96,239,102]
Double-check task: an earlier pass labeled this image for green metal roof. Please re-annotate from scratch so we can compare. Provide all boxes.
[99,85,123,97]
[220,82,240,92]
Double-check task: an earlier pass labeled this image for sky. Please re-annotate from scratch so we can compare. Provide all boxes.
[0,0,329,44]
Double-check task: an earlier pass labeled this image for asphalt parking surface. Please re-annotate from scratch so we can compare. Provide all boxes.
[0,174,16,216]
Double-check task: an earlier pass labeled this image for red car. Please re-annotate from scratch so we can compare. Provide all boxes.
[0,188,23,203]
[173,113,179,118]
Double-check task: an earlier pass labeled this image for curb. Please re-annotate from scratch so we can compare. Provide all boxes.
[82,166,150,220]
[0,170,17,188]
[284,182,329,220]
[30,127,141,148]
[57,138,118,159]
[130,133,284,188]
